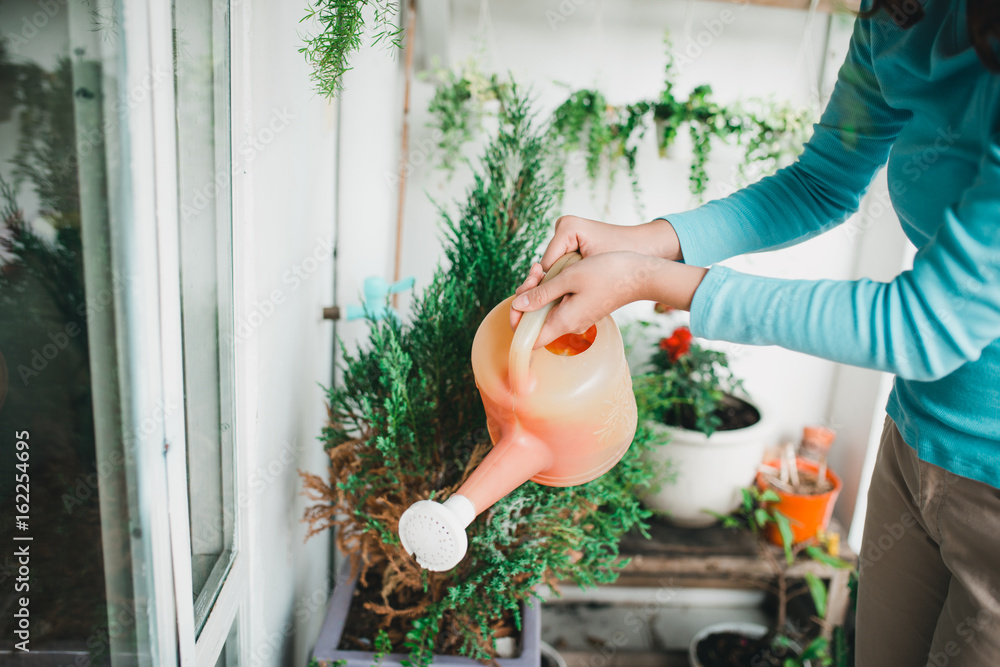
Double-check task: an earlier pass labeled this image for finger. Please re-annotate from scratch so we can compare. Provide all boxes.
[514,264,543,296]
[533,304,565,350]
[533,296,594,349]
[511,264,544,330]
[511,271,574,314]
[509,306,523,331]
[539,230,581,272]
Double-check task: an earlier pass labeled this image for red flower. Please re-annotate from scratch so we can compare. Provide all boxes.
[659,326,692,362]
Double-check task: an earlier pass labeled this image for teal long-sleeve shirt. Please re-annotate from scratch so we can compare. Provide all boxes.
[664,0,1000,488]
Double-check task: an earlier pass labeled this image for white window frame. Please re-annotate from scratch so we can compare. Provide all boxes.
[119,0,250,663]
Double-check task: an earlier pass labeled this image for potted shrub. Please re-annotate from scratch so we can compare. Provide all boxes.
[302,94,655,666]
[690,488,856,667]
[633,321,771,526]
[310,561,542,666]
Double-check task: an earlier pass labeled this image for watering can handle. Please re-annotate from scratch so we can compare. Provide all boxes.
[509,252,583,395]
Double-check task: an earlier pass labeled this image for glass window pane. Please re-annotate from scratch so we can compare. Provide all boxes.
[214,617,240,667]
[173,0,236,634]
[0,0,149,662]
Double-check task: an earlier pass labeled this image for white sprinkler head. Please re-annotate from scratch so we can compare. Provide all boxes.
[398,495,476,572]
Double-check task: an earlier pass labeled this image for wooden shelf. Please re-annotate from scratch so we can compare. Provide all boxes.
[609,516,857,628]
[617,517,855,585]
[543,520,857,662]
[707,0,861,12]
[561,650,689,667]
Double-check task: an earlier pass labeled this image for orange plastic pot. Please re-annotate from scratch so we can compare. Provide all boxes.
[757,458,842,546]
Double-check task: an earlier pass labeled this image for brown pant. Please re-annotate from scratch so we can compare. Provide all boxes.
[856,417,1000,667]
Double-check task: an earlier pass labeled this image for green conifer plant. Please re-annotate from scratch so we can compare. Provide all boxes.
[301,92,655,665]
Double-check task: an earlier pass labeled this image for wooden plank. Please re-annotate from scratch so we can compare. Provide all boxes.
[609,574,766,590]
[622,553,850,579]
[620,520,758,557]
[704,0,861,12]
[560,650,689,667]
[822,569,853,636]
[620,517,857,569]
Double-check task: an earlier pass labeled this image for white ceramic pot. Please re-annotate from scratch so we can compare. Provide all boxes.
[641,400,771,527]
[688,622,810,667]
[539,641,567,667]
[690,622,767,667]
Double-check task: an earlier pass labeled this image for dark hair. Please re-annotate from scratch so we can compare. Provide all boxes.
[862,0,1000,71]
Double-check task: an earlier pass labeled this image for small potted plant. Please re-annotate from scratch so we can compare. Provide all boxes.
[633,319,771,526]
[690,488,856,667]
[757,428,843,546]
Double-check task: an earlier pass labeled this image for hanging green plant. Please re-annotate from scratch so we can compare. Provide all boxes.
[550,89,608,182]
[549,90,651,208]
[683,84,728,197]
[729,97,814,185]
[424,60,509,173]
[300,0,405,97]
[424,34,815,206]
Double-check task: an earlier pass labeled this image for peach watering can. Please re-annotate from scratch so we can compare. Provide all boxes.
[398,252,638,571]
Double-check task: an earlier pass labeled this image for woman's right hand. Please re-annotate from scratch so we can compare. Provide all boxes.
[537,215,683,271]
[509,215,684,330]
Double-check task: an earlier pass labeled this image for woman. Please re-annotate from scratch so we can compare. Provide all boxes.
[511,1,1000,665]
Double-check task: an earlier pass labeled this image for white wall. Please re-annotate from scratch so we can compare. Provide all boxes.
[232,1,337,664]
[337,1,909,540]
[334,7,407,372]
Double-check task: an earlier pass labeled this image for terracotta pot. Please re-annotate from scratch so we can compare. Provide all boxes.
[757,458,842,546]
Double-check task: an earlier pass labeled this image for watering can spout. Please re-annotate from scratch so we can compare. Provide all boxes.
[398,495,476,571]
[398,430,551,571]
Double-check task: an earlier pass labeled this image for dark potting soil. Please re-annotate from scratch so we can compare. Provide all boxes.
[762,467,834,495]
[695,631,800,667]
[337,567,518,655]
[671,394,760,432]
[338,568,393,652]
[715,396,761,431]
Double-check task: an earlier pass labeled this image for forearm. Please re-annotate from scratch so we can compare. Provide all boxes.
[638,218,684,262]
[663,121,897,267]
[681,131,1000,381]
[690,263,1000,382]
[640,257,708,311]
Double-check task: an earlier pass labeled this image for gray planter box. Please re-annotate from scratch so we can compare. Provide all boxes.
[312,563,541,666]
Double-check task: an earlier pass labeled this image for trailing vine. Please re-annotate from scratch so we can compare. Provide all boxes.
[426,36,815,206]
[681,84,726,196]
[729,97,814,184]
[549,91,651,208]
[424,61,509,173]
[300,0,405,97]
